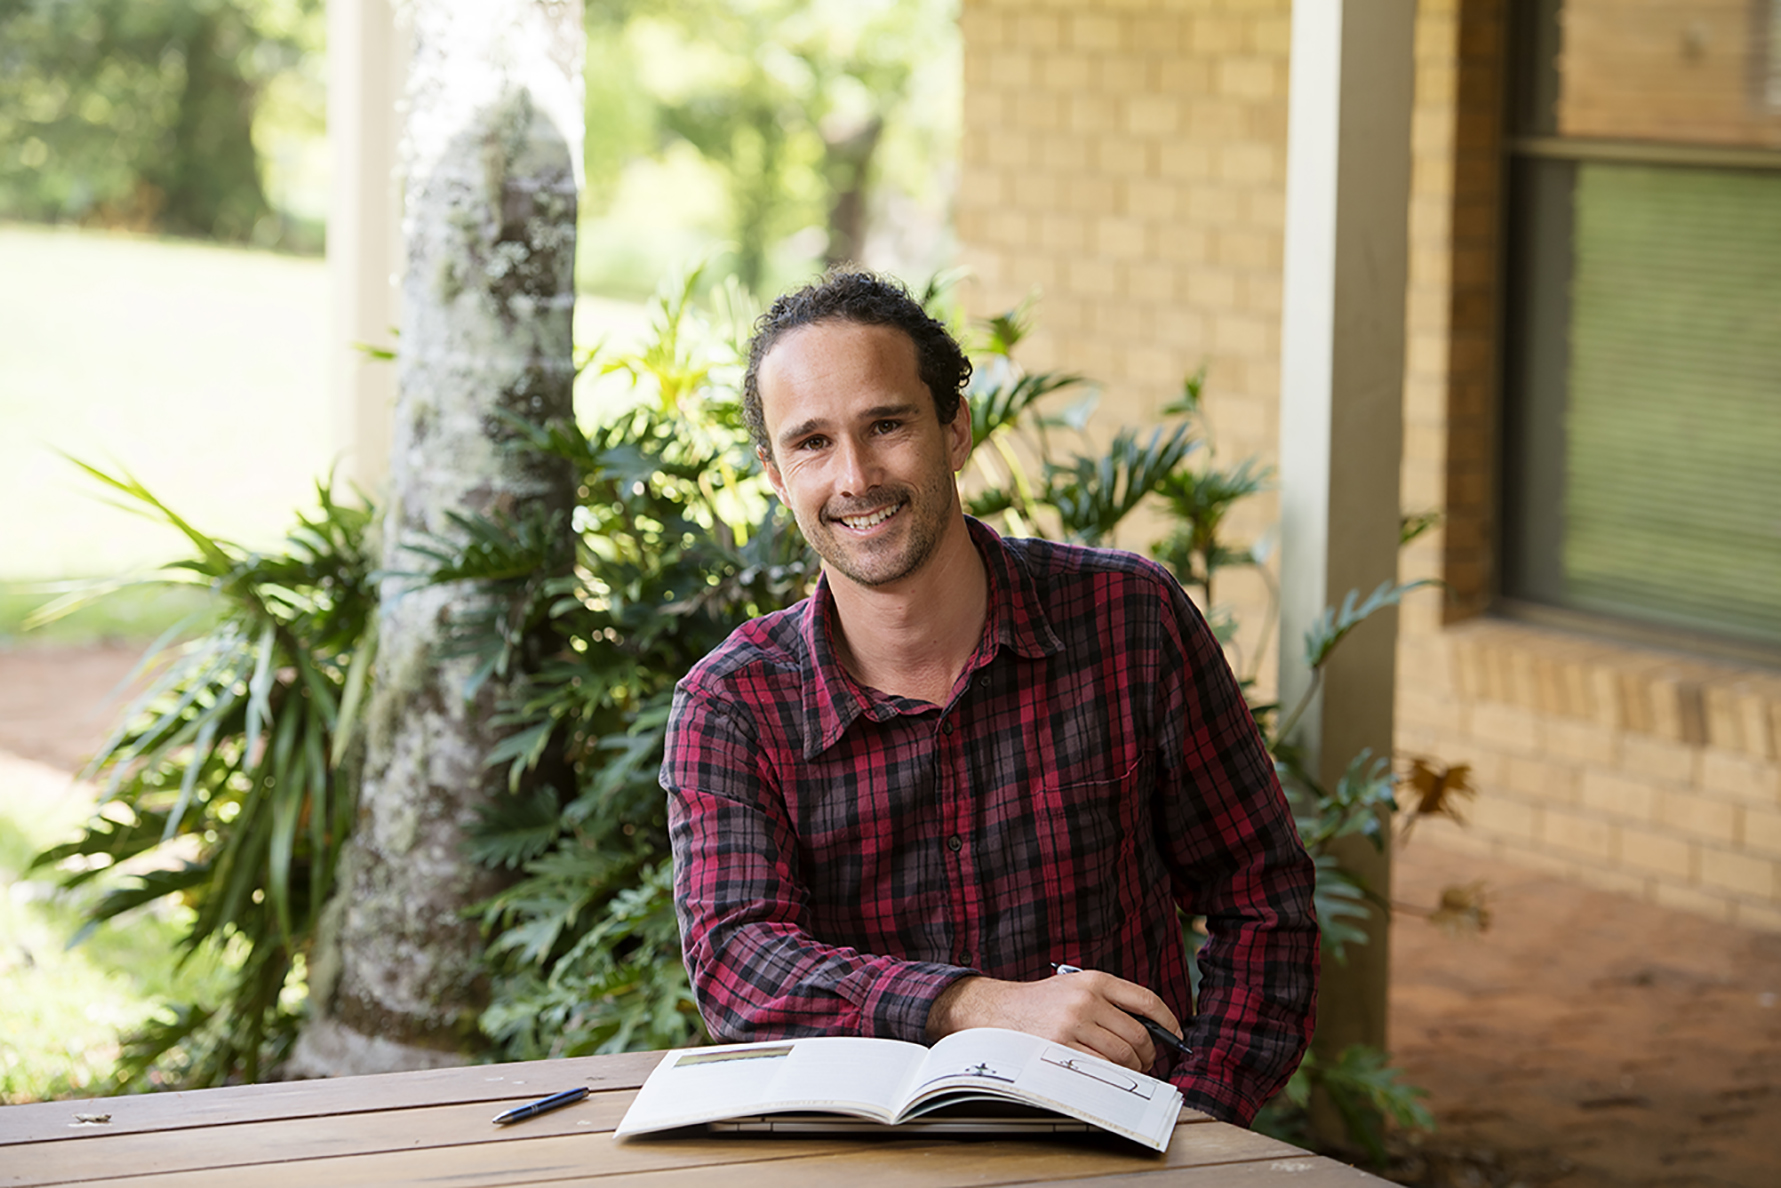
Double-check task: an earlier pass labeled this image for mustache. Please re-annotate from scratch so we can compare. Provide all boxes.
[820,489,911,522]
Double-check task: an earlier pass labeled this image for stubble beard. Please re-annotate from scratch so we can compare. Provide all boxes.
[805,469,957,590]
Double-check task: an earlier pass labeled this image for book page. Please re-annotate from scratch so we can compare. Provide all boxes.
[615,1037,930,1135]
[908,1028,1182,1150]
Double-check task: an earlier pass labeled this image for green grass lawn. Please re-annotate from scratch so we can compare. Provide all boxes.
[0,223,338,588]
[0,222,653,644]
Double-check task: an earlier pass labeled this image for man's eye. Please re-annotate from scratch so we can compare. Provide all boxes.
[799,436,828,451]
[873,420,900,434]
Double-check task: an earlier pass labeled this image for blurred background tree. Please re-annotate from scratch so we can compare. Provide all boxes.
[579,0,959,298]
[0,0,327,251]
[0,0,956,280]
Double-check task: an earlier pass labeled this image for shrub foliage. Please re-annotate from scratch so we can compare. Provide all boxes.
[36,270,1438,1156]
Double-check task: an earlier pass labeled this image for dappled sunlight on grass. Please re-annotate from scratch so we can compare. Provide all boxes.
[0,771,228,1103]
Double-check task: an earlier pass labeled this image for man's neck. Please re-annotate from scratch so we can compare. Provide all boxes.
[825,516,988,708]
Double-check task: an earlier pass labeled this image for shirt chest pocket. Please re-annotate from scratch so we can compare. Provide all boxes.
[1035,752,1149,890]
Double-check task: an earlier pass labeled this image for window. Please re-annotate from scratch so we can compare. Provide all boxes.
[1499,0,1781,655]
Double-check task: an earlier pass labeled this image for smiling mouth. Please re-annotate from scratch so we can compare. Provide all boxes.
[832,501,905,531]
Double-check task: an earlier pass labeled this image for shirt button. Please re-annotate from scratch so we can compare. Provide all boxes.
[943,719,955,735]
[947,835,963,852]
[958,951,974,967]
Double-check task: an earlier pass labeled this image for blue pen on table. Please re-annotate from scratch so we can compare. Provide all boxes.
[491,1086,591,1125]
[1051,962,1193,1057]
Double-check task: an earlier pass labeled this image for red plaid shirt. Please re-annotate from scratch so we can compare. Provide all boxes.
[663,518,1317,1123]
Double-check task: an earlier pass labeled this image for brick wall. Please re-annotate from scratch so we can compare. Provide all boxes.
[956,0,1291,680]
[1394,0,1781,931]
[954,0,1781,932]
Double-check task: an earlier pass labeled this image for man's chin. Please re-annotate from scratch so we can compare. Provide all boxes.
[815,536,922,590]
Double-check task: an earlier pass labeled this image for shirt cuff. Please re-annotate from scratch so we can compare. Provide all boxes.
[843,959,977,1042]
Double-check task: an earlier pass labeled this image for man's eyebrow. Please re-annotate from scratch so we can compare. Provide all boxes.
[775,402,925,450]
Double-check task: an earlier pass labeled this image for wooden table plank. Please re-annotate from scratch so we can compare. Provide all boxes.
[6,1116,1306,1188]
[0,1053,663,1146]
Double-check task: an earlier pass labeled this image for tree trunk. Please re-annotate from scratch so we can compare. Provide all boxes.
[822,115,882,269]
[289,0,583,1077]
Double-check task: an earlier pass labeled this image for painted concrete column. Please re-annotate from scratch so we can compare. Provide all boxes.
[1276,0,1415,1116]
[328,0,406,498]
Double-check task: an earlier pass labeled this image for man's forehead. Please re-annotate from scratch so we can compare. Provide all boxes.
[760,318,918,374]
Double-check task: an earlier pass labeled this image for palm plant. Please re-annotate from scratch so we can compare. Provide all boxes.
[30,466,376,1087]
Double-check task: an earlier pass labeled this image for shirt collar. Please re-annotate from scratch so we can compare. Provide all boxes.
[796,517,1065,758]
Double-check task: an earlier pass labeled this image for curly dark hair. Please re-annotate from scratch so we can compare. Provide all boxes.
[742,269,973,460]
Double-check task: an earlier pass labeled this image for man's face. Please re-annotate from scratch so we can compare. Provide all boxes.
[757,320,971,591]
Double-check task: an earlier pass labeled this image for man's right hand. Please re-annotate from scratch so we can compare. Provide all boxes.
[923,969,1183,1074]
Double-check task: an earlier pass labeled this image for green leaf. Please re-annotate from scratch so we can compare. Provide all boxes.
[1302,578,1437,672]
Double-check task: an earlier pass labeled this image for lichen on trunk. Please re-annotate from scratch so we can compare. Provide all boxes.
[290,0,584,1078]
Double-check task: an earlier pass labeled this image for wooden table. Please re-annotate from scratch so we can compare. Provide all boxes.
[0,1051,1393,1187]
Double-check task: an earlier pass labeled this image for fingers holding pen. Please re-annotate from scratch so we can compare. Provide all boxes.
[1051,964,1190,1062]
[926,972,1154,1071]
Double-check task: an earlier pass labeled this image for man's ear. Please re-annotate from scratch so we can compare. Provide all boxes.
[759,446,788,502]
[945,405,974,473]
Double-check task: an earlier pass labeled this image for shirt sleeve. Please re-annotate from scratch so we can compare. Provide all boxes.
[662,683,970,1043]
[1152,574,1320,1125]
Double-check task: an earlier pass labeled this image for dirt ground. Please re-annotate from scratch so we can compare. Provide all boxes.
[2,642,1778,1186]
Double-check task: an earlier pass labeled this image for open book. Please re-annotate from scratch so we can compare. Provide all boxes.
[615,1027,1183,1152]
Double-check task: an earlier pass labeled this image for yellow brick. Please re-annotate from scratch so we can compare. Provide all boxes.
[1152,304,1206,349]
[1126,95,1182,137]
[1545,717,1619,767]
[1216,229,1274,272]
[1094,136,1149,178]
[1699,849,1777,900]
[987,49,1035,90]
[1504,754,1576,804]
[1126,179,1179,222]
[1184,184,1242,226]
[1070,93,1120,135]
[1186,97,1245,140]
[1651,881,1736,924]
[1013,12,1063,50]
[1620,733,1698,786]
[1470,702,1545,757]
[1578,768,1659,820]
[1700,748,1781,805]
[1468,793,1539,843]
[1184,267,1237,308]
[1037,51,1092,94]
[1066,257,1118,298]
[1131,16,1185,57]
[1746,805,1781,858]
[1210,312,1268,357]
[1094,216,1147,260]
[1037,213,1087,253]
[1657,791,1740,844]
[1619,827,1695,881]
[1188,15,1246,56]
[1041,135,1091,173]
[986,133,1033,170]
[1127,261,1176,304]
[1541,808,1615,861]
[1073,169,1120,211]
[1157,141,1213,181]
[1068,13,1122,52]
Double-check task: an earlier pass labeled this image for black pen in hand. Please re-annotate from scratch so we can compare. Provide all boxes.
[1051,963,1194,1057]
[491,1086,590,1125]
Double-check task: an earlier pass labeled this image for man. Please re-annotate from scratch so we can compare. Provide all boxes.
[661,270,1317,1125]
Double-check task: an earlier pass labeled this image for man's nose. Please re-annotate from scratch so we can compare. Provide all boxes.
[834,436,880,495]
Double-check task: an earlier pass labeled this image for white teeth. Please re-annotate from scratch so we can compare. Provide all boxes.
[840,503,901,530]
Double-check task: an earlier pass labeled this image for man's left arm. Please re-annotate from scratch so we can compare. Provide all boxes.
[1153,575,1319,1125]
